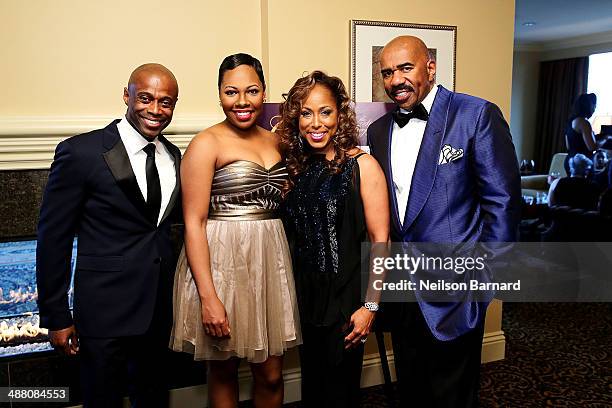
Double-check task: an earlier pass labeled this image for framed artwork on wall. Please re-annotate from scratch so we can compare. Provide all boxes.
[350,19,457,102]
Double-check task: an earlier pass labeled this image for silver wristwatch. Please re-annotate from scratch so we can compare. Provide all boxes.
[364,302,379,312]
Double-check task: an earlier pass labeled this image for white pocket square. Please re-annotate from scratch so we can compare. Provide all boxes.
[438,144,464,165]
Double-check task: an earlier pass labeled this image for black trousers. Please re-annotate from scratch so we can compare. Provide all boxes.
[79,328,170,408]
[79,276,172,408]
[299,320,365,408]
[390,304,485,408]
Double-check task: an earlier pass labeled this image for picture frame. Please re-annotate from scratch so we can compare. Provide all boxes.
[350,19,457,102]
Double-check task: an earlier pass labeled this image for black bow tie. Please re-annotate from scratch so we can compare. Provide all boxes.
[392,104,429,128]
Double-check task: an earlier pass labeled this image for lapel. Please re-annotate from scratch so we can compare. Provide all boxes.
[102,120,151,224]
[402,86,452,232]
[157,135,181,225]
[377,113,404,233]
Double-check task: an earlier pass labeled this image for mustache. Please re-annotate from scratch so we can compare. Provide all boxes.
[390,84,414,94]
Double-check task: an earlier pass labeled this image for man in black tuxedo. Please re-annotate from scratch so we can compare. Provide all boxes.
[36,63,181,407]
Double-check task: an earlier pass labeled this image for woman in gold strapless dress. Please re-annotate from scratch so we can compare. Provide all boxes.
[170,53,301,407]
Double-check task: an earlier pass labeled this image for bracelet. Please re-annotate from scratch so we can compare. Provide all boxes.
[364,302,379,312]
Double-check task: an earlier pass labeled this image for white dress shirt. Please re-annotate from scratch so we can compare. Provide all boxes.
[116,118,176,225]
[390,85,439,225]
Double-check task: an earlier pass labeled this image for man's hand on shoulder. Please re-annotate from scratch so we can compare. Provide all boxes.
[49,325,79,355]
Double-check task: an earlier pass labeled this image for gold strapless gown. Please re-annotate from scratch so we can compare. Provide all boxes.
[170,161,302,363]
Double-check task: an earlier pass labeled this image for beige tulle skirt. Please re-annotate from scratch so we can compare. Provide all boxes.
[170,219,302,363]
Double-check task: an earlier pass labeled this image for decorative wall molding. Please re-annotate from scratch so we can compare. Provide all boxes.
[67,332,505,408]
[513,42,543,52]
[515,29,612,53]
[67,351,396,408]
[0,115,224,170]
[541,30,612,51]
[482,329,506,363]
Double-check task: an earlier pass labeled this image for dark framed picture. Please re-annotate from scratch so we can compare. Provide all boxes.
[350,19,457,102]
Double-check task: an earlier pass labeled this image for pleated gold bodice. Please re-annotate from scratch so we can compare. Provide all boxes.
[209,160,288,220]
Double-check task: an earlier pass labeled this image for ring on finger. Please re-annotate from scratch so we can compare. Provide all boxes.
[360,337,367,343]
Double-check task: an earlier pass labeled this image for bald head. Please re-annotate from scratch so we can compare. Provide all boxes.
[123,63,179,139]
[127,63,178,96]
[379,35,436,110]
[382,36,430,62]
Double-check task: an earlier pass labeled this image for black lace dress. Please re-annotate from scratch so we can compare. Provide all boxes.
[283,154,367,326]
[282,154,368,407]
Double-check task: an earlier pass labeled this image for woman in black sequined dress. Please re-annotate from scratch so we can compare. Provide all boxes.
[278,71,389,407]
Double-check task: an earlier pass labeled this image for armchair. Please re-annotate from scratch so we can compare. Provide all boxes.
[521,153,567,197]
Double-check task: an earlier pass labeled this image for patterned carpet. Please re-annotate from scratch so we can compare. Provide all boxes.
[279,303,612,407]
[479,303,612,408]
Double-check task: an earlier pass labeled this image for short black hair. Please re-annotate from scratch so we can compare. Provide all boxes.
[218,53,266,91]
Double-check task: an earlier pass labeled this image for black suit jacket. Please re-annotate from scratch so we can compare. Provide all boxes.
[36,120,181,338]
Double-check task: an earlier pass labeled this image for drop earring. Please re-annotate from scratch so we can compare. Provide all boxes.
[296,134,304,150]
